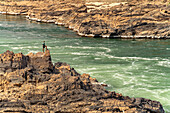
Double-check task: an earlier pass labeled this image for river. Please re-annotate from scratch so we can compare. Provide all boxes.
[0,14,170,112]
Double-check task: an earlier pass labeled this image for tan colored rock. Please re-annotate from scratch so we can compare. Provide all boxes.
[0,0,169,38]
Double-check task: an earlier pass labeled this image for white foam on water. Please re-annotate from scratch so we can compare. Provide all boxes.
[152,89,170,106]
[112,73,125,80]
[12,47,24,50]
[72,57,81,61]
[85,67,97,71]
[157,88,170,95]
[71,52,90,56]
[113,56,159,61]
[12,46,40,49]
[65,46,111,52]
[94,70,116,74]
[140,78,149,82]
[94,51,160,61]
[98,47,111,52]
[124,87,170,112]
[136,87,155,94]
[124,71,133,75]
[157,61,170,68]
[51,52,70,55]
[65,46,94,49]
[54,46,60,48]
[95,52,114,58]
[59,47,162,63]
[75,42,80,45]
[137,82,155,88]
[0,45,9,47]
[26,46,39,49]
[122,77,136,85]
[159,72,167,76]
[118,75,152,88]
[94,58,101,60]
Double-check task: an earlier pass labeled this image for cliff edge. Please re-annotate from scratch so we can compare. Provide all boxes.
[0,50,164,112]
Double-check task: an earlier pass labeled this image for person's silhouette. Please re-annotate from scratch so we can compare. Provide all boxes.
[42,41,47,53]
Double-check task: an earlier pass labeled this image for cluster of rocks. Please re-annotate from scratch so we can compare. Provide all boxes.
[0,50,165,112]
[0,0,169,39]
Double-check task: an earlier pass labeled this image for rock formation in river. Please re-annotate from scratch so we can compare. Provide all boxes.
[0,50,165,112]
[0,0,169,39]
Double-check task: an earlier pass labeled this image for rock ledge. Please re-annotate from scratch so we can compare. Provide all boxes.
[0,0,169,39]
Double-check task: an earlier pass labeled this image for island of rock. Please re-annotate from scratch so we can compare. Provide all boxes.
[0,50,165,112]
[0,0,169,39]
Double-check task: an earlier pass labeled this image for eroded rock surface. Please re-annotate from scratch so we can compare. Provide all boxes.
[0,0,169,39]
[0,50,165,112]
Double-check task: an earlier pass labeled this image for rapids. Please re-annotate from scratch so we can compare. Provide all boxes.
[0,14,170,112]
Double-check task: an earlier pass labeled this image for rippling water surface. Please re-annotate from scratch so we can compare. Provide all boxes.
[0,15,170,112]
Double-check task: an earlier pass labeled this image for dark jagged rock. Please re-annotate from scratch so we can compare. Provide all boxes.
[0,50,165,112]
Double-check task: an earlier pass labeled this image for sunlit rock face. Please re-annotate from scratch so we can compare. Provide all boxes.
[0,50,165,112]
[0,0,169,38]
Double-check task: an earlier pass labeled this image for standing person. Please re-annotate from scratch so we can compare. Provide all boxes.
[42,41,47,53]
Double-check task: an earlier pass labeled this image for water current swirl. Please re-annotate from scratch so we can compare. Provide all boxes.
[0,15,170,112]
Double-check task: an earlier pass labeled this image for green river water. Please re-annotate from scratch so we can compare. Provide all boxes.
[0,15,170,112]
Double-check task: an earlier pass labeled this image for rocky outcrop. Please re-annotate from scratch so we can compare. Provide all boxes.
[0,0,169,39]
[0,50,53,74]
[0,50,165,112]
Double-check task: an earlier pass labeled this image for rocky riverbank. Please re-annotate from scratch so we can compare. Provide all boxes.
[0,0,169,39]
[0,50,165,112]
